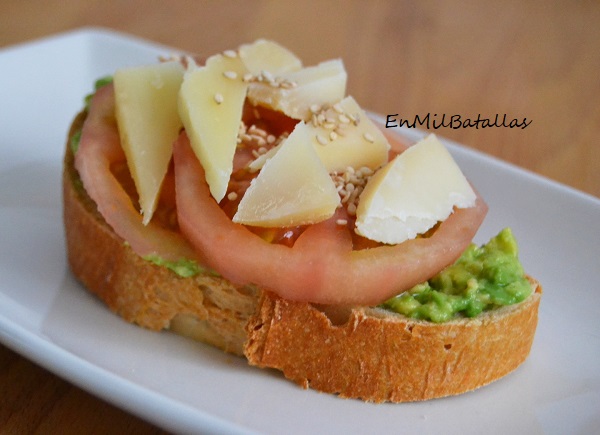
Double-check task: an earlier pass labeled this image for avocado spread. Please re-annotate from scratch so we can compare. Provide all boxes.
[143,255,217,278]
[381,228,531,323]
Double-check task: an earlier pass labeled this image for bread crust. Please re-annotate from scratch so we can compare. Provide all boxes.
[63,113,258,355]
[244,280,541,402]
[63,111,541,402]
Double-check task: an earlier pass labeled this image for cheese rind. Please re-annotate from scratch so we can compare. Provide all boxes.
[355,134,476,244]
[247,59,347,120]
[178,54,249,202]
[113,61,184,224]
[233,122,340,227]
[306,96,390,172]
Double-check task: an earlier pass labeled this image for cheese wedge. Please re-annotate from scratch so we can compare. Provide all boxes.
[307,96,390,172]
[239,39,302,74]
[178,54,249,202]
[246,59,347,120]
[355,134,476,244]
[233,122,340,227]
[113,61,184,224]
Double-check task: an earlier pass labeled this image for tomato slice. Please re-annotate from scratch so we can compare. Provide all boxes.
[174,132,488,306]
[74,84,200,262]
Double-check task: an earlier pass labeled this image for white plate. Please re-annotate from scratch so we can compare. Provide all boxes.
[1,28,599,435]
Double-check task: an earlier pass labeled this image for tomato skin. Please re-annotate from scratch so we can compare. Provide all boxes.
[174,132,488,306]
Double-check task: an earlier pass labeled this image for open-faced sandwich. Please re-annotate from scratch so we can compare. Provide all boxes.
[63,39,541,402]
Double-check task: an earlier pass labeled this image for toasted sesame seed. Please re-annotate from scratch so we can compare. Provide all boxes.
[329,131,338,141]
[338,114,350,124]
[227,191,238,201]
[214,93,224,104]
[261,70,274,82]
[310,104,322,114]
[223,70,238,79]
[333,103,344,114]
[347,203,357,216]
[316,134,328,146]
[242,73,253,82]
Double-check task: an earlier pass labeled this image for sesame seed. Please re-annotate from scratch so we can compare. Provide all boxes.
[347,203,357,216]
[310,104,321,114]
[363,132,375,143]
[223,49,238,58]
[242,73,253,82]
[316,134,328,146]
[336,219,348,226]
[261,70,274,82]
[227,191,238,201]
[333,103,344,114]
[223,70,238,79]
[214,93,224,104]
[338,114,350,124]
[329,131,338,141]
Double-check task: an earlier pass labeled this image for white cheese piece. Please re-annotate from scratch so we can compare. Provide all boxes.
[113,61,184,224]
[246,59,347,120]
[355,134,476,244]
[178,53,249,202]
[238,39,302,74]
[233,122,340,227]
[306,96,390,172]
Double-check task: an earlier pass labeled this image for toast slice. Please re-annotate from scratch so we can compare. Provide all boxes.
[63,113,541,402]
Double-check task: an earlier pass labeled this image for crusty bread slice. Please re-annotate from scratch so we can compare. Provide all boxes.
[245,281,541,402]
[63,113,541,402]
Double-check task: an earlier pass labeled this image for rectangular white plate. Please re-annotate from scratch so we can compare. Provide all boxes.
[1,28,599,435]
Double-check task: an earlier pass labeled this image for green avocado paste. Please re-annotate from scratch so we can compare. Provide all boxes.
[381,228,532,323]
[144,255,209,278]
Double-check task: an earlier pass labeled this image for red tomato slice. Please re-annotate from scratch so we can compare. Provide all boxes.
[173,132,488,306]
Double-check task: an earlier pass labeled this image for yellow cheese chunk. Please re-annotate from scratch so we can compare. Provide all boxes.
[239,39,302,74]
[246,59,347,120]
[113,61,184,225]
[233,122,340,227]
[178,54,249,202]
[355,134,476,244]
[306,96,390,172]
